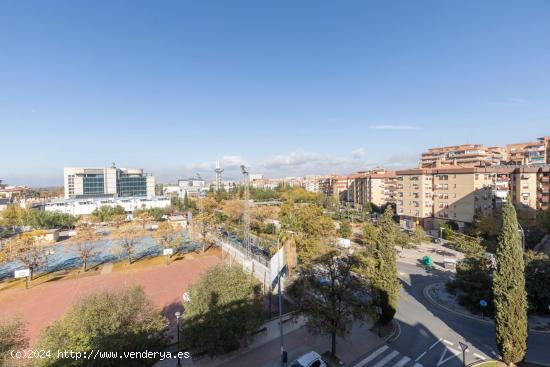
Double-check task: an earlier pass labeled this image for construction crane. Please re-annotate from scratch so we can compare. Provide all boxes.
[241,165,251,257]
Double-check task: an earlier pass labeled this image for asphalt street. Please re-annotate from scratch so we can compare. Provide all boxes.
[384,261,550,367]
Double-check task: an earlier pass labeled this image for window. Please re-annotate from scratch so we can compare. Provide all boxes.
[310,361,321,367]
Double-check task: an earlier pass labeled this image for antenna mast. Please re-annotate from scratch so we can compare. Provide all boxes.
[214,161,224,192]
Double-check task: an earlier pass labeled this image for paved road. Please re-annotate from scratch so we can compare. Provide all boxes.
[378,262,550,367]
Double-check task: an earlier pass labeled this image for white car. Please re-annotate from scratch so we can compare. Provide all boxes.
[290,351,327,367]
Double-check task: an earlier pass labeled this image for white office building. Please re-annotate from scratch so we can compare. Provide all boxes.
[45,196,170,216]
[64,166,155,199]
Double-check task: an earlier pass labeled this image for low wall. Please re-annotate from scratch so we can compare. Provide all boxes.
[220,240,279,292]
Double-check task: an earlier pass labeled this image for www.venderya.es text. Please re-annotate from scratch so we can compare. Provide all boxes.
[11,349,191,361]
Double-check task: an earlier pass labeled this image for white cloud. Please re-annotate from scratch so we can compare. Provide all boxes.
[154,148,420,184]
[352,148,367,159]
[368,124,418,130]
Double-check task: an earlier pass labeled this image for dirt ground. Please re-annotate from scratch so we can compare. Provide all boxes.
[0,250,221,345]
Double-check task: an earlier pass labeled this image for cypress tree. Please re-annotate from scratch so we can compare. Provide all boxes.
[371,206,400,324]
[493,201,528,366]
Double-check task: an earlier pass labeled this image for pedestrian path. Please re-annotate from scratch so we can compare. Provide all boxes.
[354,345,422,367]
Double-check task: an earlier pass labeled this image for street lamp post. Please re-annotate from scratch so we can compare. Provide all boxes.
[459,342,468,367]
[175,311,181,366]
[518,223,525,254]
[375,306,382,337]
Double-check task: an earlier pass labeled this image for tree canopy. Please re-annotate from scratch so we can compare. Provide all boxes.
[35,286,169,366]
[493,201,528,365]
[0,317,28,365]
[279,203,336,261]
[288,250,368,357]
[180,265,264,358]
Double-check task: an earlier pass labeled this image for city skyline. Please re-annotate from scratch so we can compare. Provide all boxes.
[1,1,550,185]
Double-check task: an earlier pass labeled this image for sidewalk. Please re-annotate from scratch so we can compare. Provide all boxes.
[154,315,306,367]
[155,318,385,367]
[224,322,383,367]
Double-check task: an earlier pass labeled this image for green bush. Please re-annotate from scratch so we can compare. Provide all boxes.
[35,286,169,366]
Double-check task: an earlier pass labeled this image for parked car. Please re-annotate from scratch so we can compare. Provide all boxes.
[290,351,327,367]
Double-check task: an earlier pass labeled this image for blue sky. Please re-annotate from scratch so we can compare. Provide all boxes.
[1,1,549,186]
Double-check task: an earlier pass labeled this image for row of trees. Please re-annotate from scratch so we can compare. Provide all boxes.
[0,217,186,281]
[0,205,78,230]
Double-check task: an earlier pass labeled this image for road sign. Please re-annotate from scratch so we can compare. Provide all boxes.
[480,300,488,307]
[14,269,30,278]
[163,248,174,256]
[459,342,468,352]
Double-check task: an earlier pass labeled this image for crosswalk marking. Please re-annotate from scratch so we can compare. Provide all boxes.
[392,356,411,367]
[354,346,389,367]
[372,350,400,367]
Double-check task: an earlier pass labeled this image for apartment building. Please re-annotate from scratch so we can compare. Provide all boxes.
[420,144,507,168]
[352,169,397,208]
[506,136,550,165]
[511,166,550,217]
[397,164,550,230]
[318,175,352,201]
[396,167,512,230]
[64,166,155,199]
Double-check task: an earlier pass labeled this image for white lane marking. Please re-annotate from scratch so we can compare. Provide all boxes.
[437,347,461,367]
[373,350,400,367]
[429,338,443,350]
[392,356,411,367]
[415,337,442,362]
[354,346,389,367]
[443,340,454,346]
[413,364,423,367]
[414,352,426,362]
[474,353,486,360]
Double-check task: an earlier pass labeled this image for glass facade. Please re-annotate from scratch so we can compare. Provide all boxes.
[82,174,105,195]
[117,175,147,197]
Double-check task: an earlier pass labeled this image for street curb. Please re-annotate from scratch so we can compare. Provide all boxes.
[385,319,400,343]
[423,283,550,335]
[466,360,499,367]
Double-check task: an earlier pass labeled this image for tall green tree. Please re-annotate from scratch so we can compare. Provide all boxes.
[180,265,264,357]
[525,251,550,315]
[369,206,400,324]
[493,201,528,366]
[35,286,169,367]
[279,203,335,261]
[288,250,368,357]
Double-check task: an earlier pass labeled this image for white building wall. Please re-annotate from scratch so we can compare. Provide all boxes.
[146,176,156,196]
[44,197,171,216]
[104,167,118,196]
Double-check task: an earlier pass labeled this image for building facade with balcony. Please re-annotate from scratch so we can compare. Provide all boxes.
[420,144,507,168]
[396,167,514,231]
[352,169,397,209]
[506,136,550,165]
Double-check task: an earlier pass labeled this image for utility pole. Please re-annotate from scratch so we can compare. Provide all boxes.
[241,165,251,257]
